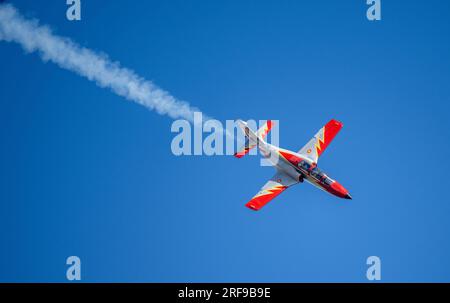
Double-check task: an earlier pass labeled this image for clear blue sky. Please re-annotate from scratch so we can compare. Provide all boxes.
[1,0,450,282]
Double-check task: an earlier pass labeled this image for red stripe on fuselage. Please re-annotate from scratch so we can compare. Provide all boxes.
[278,150,303,167]
[277,149,349,199]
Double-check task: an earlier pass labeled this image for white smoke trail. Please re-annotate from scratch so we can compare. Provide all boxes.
[0,4,203,121]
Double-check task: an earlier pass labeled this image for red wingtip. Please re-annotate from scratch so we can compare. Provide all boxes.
[329,119,343,128]
[246,203,260,211]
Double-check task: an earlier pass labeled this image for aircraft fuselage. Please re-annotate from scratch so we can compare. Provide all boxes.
[259,142,351,199]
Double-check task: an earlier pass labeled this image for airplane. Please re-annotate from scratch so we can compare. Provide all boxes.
[234,119,351,211]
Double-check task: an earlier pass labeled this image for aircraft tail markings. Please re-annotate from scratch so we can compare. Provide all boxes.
[234,120,273,158]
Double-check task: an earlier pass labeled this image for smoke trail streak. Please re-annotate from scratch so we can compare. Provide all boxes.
[0,4,203,121]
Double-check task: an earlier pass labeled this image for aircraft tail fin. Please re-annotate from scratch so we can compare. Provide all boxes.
[234,120,273,158]
[256,120,273,141]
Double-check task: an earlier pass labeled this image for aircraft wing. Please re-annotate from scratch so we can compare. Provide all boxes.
[246,171,299,211]
[298,119,343,163]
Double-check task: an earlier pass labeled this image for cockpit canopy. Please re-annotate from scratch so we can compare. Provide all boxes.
[298,160,334,186]
[298,160,311,171]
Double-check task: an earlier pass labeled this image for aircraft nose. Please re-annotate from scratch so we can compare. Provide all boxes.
[330,181,351,199]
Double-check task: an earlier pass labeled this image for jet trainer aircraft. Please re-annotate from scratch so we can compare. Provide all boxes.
[235,119,351,211]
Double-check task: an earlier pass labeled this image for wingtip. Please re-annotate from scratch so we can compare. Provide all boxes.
[330,119,343,128]
[246,204,260,211]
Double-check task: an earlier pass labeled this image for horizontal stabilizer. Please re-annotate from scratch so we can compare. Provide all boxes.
[234,120,273,158]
